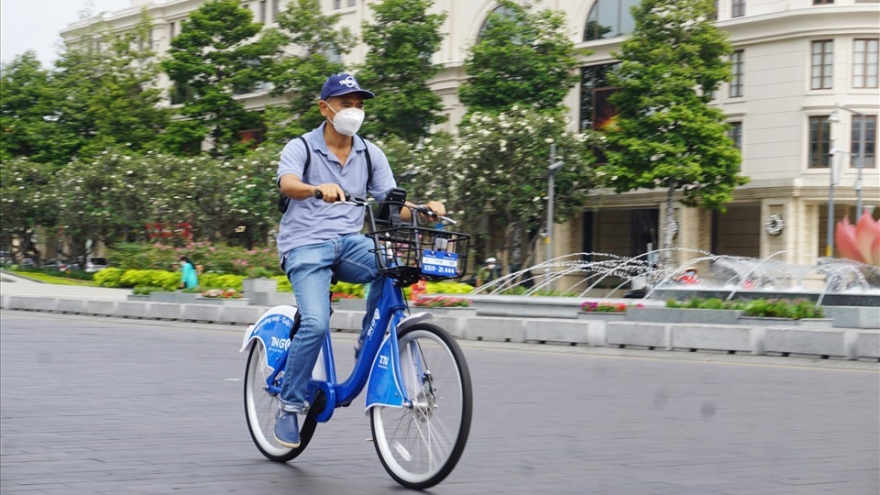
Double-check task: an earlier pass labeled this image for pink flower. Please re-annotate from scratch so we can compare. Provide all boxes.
[835,212,880,266]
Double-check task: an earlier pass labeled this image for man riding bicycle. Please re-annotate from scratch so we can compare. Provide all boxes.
[274,73,445,448]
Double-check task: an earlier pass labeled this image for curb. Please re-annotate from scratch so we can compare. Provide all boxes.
[1,295,878,362]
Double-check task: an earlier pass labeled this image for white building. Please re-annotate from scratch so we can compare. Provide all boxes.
[61,0,880,267]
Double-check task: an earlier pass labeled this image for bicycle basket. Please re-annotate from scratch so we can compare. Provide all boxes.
[367,226,470,284]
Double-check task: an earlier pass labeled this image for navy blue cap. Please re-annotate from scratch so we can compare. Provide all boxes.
[320,73,375,101]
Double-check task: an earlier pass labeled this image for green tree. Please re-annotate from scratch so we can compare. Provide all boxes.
[458,0,583,115]
[357,0,447,142]
[51,13,169,161]
[53,147,155,259]
[0,52,63,165]
[0,157,57,261]
[453,107,599,268]
[265,0,354,144]
[601,0,747,254]
[161,0,285,156]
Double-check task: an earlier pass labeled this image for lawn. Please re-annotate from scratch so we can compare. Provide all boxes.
[6,270,98,287]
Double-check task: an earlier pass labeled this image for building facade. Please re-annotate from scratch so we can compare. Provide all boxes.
[61,0,880,268]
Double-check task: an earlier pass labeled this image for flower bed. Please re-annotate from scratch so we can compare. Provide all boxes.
[201,288,242,299]
[414,296,471,308]
[580,301,643,313]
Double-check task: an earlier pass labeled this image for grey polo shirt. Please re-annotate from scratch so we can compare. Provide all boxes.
[276,123,396,257]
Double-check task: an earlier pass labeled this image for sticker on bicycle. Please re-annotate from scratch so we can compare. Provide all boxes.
[421,249,458,277]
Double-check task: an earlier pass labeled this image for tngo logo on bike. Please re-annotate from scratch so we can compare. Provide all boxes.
[366,309,381,338]
[270,336,291,350]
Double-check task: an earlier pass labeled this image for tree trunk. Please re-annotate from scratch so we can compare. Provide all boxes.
[663,182,676,261]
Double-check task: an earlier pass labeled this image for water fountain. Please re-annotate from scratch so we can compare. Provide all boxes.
[472,249,880,308]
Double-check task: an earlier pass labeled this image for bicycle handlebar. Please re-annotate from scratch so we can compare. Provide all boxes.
[313,189,456,225]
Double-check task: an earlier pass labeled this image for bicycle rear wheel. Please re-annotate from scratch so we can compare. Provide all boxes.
[243,343,318,462]
[370,323,472,489]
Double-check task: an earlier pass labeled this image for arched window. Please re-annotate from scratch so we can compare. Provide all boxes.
[583,0,639,41]
[478,4,517,40]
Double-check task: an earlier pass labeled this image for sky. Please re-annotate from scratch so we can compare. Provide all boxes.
[1,0,132,66]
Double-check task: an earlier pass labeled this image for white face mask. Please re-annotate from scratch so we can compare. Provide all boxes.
[326,104,365,136]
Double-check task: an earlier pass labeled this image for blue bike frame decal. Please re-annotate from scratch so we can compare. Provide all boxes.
[364,321,406,411]
[239,305,298,388]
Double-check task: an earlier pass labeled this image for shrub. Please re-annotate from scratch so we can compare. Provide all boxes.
[665,298,745,310]
[118,269,180,291]
[426,281,474,295]
[94,268,125,287]
[742,298,824,319]
[331,281,365,298]
[199,273,243,290]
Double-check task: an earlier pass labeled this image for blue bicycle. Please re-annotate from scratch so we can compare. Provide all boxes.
[240,194,473,489]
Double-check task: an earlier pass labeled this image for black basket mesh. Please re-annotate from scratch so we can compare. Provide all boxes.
[367,226,471,284]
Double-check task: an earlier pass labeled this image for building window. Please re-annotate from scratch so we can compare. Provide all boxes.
[259,1,266,22]
[708,0,718,21]
[272,0,279,18]
[813,0,833,4]
[348,0,356,6]
[169,22,175,40]
[853,39,879,88]
[728,121,743,150]
[583,0,639,41]
[851,115,877,168]
[731,0,745,17]
[580,64,618,131]
[811,40,833,90]
[730,50,744,97]
[855,0,880,3]
[809,116,832,168]
[333,0,341,9]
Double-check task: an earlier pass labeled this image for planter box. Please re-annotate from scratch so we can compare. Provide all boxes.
[333,298,365,311]
[149,291,199,304]
[764,327,846,357]
[416,307,477,317]
[577,312,627,321]
[242,278,278,295]
[195,297,250,306]
[627,307,743,325]
[673,324,753,353]
[796,318,834,328]
[738,316,795,327]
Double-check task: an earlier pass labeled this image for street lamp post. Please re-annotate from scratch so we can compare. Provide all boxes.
[826,141,838,258]
[827,104,867,215]
[545,144,564,288]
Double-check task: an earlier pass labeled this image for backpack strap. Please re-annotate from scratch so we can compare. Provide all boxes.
[277,137,311,214]
[359,135,374,192]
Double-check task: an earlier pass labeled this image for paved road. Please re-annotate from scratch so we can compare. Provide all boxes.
[1,311,877,495]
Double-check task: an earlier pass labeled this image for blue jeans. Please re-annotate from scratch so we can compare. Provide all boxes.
[279,234,382,412]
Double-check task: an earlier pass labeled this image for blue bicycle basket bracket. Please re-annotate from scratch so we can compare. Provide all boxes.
[240,305,299,374]
[365,332,406,412]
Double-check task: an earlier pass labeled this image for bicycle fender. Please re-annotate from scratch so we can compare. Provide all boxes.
[239,305,299,374]
[364,333,405,413]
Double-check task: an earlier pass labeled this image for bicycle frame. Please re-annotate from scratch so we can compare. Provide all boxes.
[240,275,420,423]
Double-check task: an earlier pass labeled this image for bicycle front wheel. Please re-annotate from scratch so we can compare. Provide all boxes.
[370,323,473,489]
[243,343,318,462]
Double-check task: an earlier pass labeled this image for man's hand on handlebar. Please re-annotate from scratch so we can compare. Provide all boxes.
[419,201,446,221]
[313,184,347,203]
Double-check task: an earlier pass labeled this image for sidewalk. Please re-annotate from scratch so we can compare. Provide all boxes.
[0,271,131,301]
